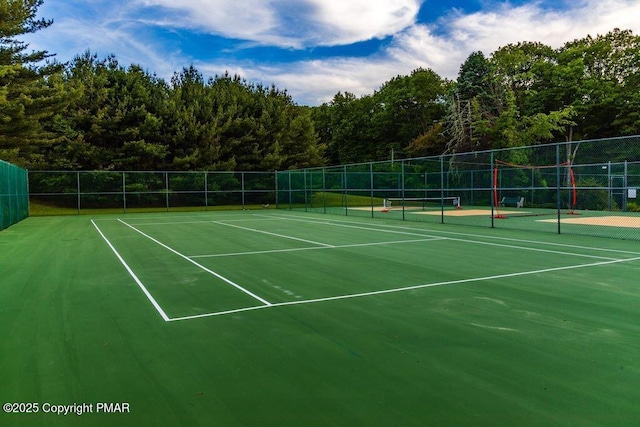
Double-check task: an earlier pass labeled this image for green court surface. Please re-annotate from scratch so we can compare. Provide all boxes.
[1,210,639,426]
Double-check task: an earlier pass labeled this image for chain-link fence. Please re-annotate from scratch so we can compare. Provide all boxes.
[0,160,29,230]
[29,171,276,214]
[277,136,640,240]
[26,137,640,240]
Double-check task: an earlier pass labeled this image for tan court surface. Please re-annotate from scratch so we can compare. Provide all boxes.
[538,215,640,228]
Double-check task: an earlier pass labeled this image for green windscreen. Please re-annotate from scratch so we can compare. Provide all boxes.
[0,159,29,230]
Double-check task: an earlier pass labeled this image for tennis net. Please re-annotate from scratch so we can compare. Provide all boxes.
[383,197,461,211]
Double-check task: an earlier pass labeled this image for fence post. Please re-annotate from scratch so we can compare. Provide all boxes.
[343,165,348,216]
[624,160,629,211]
[440,156,445,224]
[165,172,169,212]
[241,172,246,210]
[490,152,495,228]
[556,144,561,234]
[273,171,277,210]
[123,172,127,213]
[401,160,406,221]
[288,171,292,210]
[76,171,81,214]
[304,170,308,212]
[322,168,327,214]
[370,163,374,218]
[205,171,208,211]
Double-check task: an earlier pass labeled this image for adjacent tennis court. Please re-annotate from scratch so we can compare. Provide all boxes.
[2,209,639,426]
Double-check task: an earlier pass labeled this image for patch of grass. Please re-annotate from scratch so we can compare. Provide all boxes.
[311,192,384,208]
[28,200,274,216]
[628,201,640,212]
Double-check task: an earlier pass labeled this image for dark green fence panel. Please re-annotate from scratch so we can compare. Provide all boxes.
[0,160,29,230]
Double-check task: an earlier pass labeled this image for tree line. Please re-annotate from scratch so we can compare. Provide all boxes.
[1,1,639,171]
[316,28,640,165]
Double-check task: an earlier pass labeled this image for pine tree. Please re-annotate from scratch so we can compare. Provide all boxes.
[0,0,65,149]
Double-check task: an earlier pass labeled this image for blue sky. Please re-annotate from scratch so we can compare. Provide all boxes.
[25,0,640,105]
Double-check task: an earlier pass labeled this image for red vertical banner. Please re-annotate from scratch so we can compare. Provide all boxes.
[493,166,499,208]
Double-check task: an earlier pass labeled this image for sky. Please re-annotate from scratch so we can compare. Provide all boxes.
[24,0,640,106]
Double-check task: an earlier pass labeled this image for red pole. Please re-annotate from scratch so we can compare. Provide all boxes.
[493,166,499,208]
[493,166,507,219]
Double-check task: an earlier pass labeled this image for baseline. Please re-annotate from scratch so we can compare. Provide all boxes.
[167,255,640,322]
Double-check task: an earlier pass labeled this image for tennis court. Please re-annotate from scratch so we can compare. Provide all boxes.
[2,209,640,426]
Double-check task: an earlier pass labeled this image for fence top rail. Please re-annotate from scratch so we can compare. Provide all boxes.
[29,170,276,174]
[276,135,640,173]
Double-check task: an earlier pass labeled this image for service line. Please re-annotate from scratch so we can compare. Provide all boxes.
[167,255,640,322]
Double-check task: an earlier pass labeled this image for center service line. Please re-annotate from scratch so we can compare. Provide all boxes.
[116,219,272,306]
[211,220,335,247]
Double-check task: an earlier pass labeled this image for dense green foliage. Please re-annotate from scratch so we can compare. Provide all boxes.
[314,68,450,164]
[321,29,640,163]
[0,0,65,149]
[7,52,324,171]
[0,0,638,170]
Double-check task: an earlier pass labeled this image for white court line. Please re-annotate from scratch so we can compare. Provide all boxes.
[167,255,640,322]
[124,218,279,226]
[92,215,274,226]
[129,220,215,226]
[117,219,272,306]
[188,237,446,258]
[266,215,621,261]
[91,220,170,321]
[261,212,640,257]
[211,220,335,247]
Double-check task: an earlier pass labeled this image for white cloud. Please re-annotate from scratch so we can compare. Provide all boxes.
[269,0,640,104]
[22,0,640,105]
[309,0,421,45]
[137,0,422,47]
[138,0,288,45]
